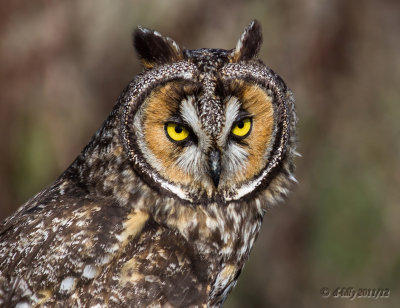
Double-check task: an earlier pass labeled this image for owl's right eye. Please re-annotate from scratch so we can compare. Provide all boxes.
[165,122,190,143]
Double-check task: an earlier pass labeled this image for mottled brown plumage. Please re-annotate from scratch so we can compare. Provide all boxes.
[0,20,297,307]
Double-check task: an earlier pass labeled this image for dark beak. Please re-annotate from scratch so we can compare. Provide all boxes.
[208,150,221,188]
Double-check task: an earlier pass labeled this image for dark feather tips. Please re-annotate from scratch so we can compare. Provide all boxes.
[133,20,263,68]
[231,20,263,62]
[133,27,183,68]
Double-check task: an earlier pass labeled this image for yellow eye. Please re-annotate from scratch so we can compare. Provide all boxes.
[231,118,252,138]
[166,123,190,142]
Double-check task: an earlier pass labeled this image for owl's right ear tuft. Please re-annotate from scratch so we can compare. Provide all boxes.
[133,27,184,69]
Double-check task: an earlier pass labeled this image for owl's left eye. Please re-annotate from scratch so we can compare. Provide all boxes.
[231,118,252,139]
[165,122,190,142]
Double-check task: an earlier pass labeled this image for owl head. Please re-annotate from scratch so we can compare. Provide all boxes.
[121,20,297,204]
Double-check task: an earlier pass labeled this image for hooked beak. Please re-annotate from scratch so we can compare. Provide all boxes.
[208,150,221,188]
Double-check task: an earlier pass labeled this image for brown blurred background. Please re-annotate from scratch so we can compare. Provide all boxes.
[1,0,399,307]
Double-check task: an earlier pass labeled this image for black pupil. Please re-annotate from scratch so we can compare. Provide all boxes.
[237,121,245,129]
[175,125,183,134]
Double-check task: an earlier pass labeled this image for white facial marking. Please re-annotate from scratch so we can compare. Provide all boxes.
[219,96,249,178]
[176,145,204,181]
[175,96,209,180]
[219,96,240,144]
[180,96,201,135]
[223,142,248,175]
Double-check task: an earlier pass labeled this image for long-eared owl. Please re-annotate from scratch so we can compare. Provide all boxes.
[0,20,297,307]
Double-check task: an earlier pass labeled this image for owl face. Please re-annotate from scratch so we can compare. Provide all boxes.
[122,21,295,204]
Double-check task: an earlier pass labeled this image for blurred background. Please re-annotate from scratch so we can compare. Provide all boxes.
[1,0,399,307]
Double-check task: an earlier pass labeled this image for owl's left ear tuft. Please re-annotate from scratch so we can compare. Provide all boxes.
[133,27,184,69]
[230,20,263,62]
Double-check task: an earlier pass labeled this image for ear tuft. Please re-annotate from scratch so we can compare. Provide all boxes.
[230,20,263,62]
[133,27,184,69]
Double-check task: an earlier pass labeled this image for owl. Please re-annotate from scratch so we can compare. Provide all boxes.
[0,20,297,307]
